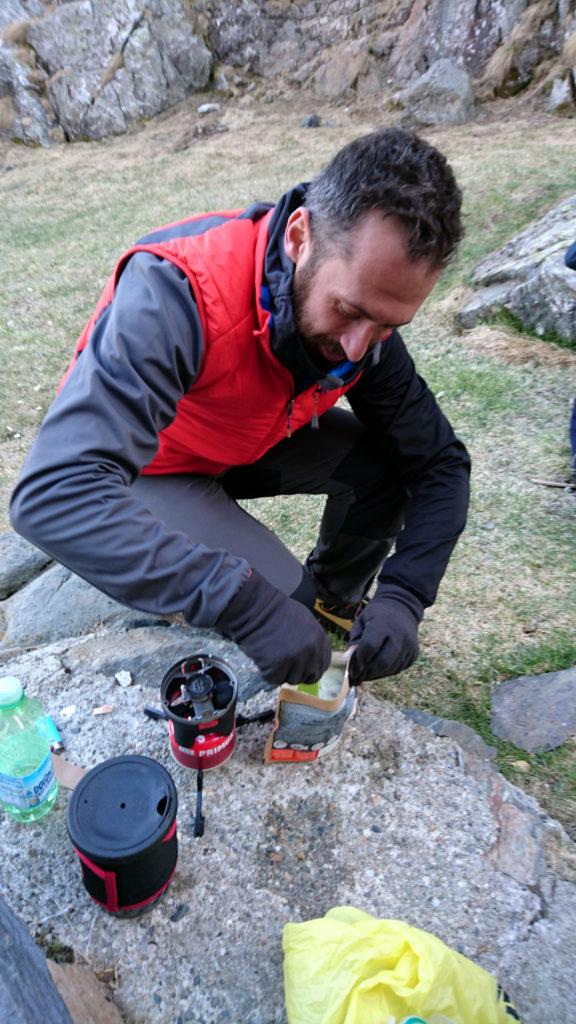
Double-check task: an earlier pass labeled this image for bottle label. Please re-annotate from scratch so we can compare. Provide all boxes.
[0,752,56,810]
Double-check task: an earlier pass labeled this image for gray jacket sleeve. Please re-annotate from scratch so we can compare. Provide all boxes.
[10,253,251,626]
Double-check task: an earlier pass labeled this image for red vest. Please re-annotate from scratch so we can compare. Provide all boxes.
[62,210,360,476]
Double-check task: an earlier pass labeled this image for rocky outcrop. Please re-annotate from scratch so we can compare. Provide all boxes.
[457,193,576,343]
[1,0,211,143]
[387,0,532,83]
[205,0,412,80]
[1,0,575,145]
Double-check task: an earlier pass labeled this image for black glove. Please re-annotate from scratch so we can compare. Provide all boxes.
[348,584,423,685]
[215,569,332,687]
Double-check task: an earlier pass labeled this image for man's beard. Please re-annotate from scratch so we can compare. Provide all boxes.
[292,255,347,369]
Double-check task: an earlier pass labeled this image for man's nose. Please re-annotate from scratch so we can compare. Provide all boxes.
[339,321,381,362]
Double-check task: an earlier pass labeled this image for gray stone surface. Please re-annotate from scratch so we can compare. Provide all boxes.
[0,529,52,599]
[0,894,74,1024]
[0,0,44,26]
[491,667,576,753]
[20,0,212,142]
[388,0,530,83]
[458,194,576,343]
[1,631,576,1023]
[205,0,410,81]
[59,623,270,701]
[0,563,164,650]
[394,58,476,126]
[0,40,56,146]
[498,881,576,1018]
[402,707,497,760]
[310,40,369,99]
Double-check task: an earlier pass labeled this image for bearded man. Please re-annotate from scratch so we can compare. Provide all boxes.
[10,128,470,690]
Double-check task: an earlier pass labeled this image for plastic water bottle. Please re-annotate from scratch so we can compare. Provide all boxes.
[0,675,58,822]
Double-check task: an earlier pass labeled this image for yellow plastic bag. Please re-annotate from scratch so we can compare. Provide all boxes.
[283,907,521,1024]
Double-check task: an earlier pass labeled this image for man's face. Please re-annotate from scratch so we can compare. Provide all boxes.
[289,210,442,369]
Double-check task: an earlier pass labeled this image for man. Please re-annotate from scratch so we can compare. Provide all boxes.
[10,128,470,689]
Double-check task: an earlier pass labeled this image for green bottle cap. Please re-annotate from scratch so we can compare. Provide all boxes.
[0,676,24,707]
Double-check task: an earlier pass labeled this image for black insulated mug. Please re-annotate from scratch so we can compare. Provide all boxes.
[67,755,178,917]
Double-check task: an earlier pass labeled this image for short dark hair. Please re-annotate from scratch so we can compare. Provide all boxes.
[305,128,463,268]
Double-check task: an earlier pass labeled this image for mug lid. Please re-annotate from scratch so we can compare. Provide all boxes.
[67,755,177,864]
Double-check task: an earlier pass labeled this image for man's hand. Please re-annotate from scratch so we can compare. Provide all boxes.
[348,584,423,685]
[215,569,332,687]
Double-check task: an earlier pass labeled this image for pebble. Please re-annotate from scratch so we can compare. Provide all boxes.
[197,103,220,115]
[170,904,190,923]
[300,114,321,128]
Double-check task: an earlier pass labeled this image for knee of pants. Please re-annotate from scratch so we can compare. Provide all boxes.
[326,436,408,537]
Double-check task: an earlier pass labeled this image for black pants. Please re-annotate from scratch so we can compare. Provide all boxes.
[133,408,406,610]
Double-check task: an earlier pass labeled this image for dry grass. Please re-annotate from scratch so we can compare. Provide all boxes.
[480,0,558,94]
[562,30,576,68]
[1,96,575,832]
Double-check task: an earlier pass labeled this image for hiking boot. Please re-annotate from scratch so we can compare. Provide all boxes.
[313,597,367,637]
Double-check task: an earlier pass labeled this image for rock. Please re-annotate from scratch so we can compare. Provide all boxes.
[498,881,576,1018]
[24,0,212,142]
[491,667,576,753]
[114,669,132,687]
[0,530,52,599]
[0,3,45,33]
[402,707,497,760]
[300,113,321,128]
[0,41,55,145]
[197,101,220,114]
[0,563,165,649]
[394,58,475,126]
[487,775,544,887]
[388,0,532,84]
[206,0,411,80]
[1,634,576,1023]
[546,75,575,115]
[456,281,512,330]
[457,194,576,344]
[59,624,269,700]
[311,40,368,99]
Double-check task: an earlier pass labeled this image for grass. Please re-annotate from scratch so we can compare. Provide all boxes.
[1,101,575,834]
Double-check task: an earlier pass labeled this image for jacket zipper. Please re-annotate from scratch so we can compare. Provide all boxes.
[311,386,321,429]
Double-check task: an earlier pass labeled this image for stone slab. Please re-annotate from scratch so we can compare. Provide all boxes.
[0,529,52,600]
[0,563,165,649]
[491,667,576,752]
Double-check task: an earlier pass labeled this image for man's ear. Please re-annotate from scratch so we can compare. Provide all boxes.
[284,207,312,265]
